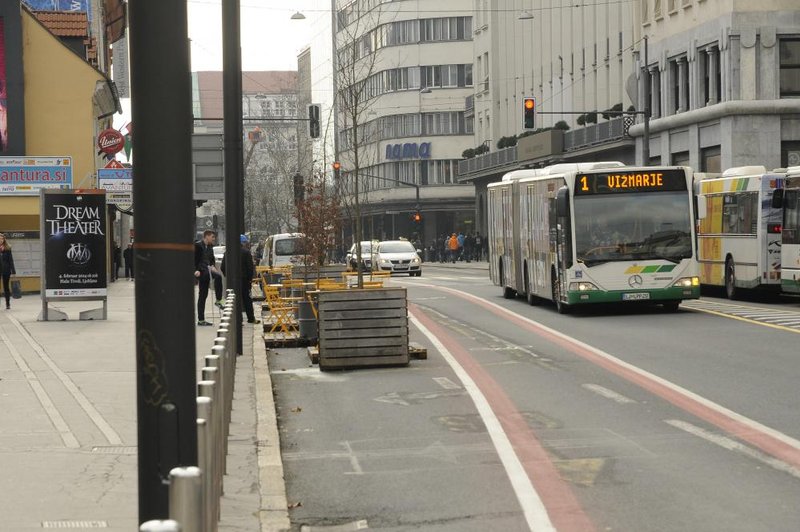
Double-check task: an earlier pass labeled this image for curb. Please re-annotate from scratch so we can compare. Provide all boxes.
[253,326,290,532]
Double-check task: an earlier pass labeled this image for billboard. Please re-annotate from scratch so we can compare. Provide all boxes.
[1,16,7,153]
[0,156,72,194]
[22,1,91,20]
[41,189,107,298]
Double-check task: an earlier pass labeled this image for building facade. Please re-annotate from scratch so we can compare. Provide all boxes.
[461,0,639,236]
[334,0,477,245]
[629,0,800,170]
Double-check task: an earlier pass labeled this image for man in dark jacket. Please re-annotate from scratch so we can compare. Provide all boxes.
[123,243,134,280]
[194,230,224,326]
[222,234,259,324]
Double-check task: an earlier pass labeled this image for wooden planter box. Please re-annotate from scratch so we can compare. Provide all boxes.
[317,287,409,370]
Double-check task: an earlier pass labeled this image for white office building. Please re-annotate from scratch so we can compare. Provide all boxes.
[629,0,800,170]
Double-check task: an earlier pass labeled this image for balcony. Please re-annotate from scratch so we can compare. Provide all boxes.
[465,95,474,118]
[457,146,517,176]
[564,118,626,151]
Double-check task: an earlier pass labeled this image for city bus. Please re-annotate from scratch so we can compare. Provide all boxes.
[694,166,785,298]
[777,166,800,294]
[488,163,700,313]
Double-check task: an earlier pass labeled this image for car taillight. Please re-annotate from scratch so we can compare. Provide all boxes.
[767,223,782,234]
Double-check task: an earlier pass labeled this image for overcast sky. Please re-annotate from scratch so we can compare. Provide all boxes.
[187,0,315,72]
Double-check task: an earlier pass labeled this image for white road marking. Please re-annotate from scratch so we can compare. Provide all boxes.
[342,441,363,475]
[433,377,461,390]
[0,327,79,449]
[665,419,800,479]
[409,312,555,532]
[582,383,637,404]
[7,315,122,445]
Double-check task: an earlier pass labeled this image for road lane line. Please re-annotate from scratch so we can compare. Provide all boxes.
[683,306,800,335]
[582,384,636,404]
[1,328,79,449]
[433,377,461,390]
[665,420,800,480]
[7,315,123,445]
[414,283,800,471]
[342,441,364,475]
[410,309,592,532]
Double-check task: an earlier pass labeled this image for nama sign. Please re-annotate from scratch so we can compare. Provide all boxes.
[385,142,432,160]
[97,128,125,155]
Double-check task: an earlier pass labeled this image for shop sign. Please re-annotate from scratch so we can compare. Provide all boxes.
[0,157,73,195]
[385,142,432,160]
[98,128,125,155]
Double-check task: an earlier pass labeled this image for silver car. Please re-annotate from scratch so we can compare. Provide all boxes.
[375,240,422,276]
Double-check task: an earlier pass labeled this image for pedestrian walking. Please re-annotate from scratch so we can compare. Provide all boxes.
[112,244,121,281]
[474,232,484,261]
[194,230,225,326]
[447,233,459,263]
[123,242,134,280]
[457,232,465,261]
[0,233,16,310]
[464,233,475,263]
[222,234,260,324]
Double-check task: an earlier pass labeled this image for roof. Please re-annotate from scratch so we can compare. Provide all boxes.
[31,10,88,37]
[196,71,298,121]
[30,10,98,64]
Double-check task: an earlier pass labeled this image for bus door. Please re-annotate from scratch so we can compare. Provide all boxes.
[551,187,573,298]
[781,188,800,292]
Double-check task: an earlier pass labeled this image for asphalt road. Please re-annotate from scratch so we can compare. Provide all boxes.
[271,264,800,531]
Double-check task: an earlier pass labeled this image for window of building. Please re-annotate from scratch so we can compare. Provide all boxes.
[654,0,662,19]
[781,140,800,167]
[672,151,690,166]
[701,146,721,173]
[641,0,649,24]
[780,39,800,97]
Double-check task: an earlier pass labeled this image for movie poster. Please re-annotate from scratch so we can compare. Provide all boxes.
[1,17,8,153]
[42,190,107,298]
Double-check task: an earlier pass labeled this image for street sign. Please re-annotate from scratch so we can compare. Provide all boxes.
[192,134,224,200]
[104,159,125,169]
[98,167,133,209]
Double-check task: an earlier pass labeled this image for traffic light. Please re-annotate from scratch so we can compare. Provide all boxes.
[293,173,304,205]
[523,97,536,130]
[411,211,422,223]
[332,161,341,180]
[308,104,321,138]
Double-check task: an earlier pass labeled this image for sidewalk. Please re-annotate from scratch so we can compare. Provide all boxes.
[0,279,282,530]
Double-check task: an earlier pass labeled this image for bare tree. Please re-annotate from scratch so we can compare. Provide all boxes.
[335,4,386,287]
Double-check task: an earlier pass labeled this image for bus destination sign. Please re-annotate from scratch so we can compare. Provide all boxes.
[575,169,687,195]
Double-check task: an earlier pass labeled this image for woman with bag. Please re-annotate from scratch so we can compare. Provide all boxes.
[0,233,16,310]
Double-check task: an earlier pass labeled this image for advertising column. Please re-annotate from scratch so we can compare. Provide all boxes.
[40,189,107,320]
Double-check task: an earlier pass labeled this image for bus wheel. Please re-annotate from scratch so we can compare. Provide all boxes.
[552,273,570,314]
[725,258,738,300]
[524,267,538,305]
[500,261,515,299]
[662,301,681,312]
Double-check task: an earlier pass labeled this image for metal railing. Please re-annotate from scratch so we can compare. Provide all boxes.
[457,145,517,176]
[141,290,238,532]
[563,118,625,151]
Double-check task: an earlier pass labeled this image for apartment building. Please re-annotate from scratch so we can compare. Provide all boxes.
[630,0,800,170]
[334,0,477,244]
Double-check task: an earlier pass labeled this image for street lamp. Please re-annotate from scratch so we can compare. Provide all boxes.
[518,10,534,20]
[290,11,306,20]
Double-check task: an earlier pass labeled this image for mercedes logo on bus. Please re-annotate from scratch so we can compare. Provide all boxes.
[628,275,644,288]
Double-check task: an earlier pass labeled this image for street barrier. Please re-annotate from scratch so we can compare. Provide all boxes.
[165,289,238,532]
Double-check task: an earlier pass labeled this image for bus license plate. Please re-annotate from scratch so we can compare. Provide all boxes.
[622,292,650,301]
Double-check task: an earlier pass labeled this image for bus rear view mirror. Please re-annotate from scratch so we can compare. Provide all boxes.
[772,189,784,209]
[556,187,569,217]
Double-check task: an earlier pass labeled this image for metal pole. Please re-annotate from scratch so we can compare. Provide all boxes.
[129,0,197,522]
[643,36,651,165]
[223,0,244,355]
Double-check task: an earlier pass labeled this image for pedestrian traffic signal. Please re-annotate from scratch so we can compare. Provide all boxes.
[332,161,341,180]
[308,104,321,138]
[523,97,536,130]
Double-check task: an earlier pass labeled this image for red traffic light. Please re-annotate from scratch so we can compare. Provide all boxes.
[524,98,535,110]
[332,161,341,171]
[412,212,422,222]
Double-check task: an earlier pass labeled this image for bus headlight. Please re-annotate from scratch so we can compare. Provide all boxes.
[672,277,700,288]
[569,282,598,291]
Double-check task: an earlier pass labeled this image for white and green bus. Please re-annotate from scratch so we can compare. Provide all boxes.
[776,166,800,294]
[488,163,700,313]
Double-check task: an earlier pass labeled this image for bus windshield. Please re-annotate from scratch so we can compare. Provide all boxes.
[574,192,693,266]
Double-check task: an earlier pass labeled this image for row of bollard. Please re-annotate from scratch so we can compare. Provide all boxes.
[141,291,238,532]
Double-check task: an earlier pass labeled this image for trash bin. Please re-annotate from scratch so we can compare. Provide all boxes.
[297,300,318,342]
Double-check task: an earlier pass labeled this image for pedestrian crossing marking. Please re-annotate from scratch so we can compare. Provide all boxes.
[683,300,800,334]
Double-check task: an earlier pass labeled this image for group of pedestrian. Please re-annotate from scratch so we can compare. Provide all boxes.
[430,231,486,263]
[194,230,259,327]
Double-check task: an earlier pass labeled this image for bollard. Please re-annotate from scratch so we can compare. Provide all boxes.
[140,520,181,531]
[202,366,225,492]
[207,349,230,471]
[197,380,221,523]
[169,466,203,532]
[197,404,216,531]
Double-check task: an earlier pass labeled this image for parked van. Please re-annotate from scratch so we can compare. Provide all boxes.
[259,233,305,268]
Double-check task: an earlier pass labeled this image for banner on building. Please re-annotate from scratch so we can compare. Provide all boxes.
[41,189,107,298]
[22,1,91,20]
[0,156,72,194]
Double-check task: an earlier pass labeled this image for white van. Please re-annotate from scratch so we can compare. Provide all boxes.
[259,233,305,268]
